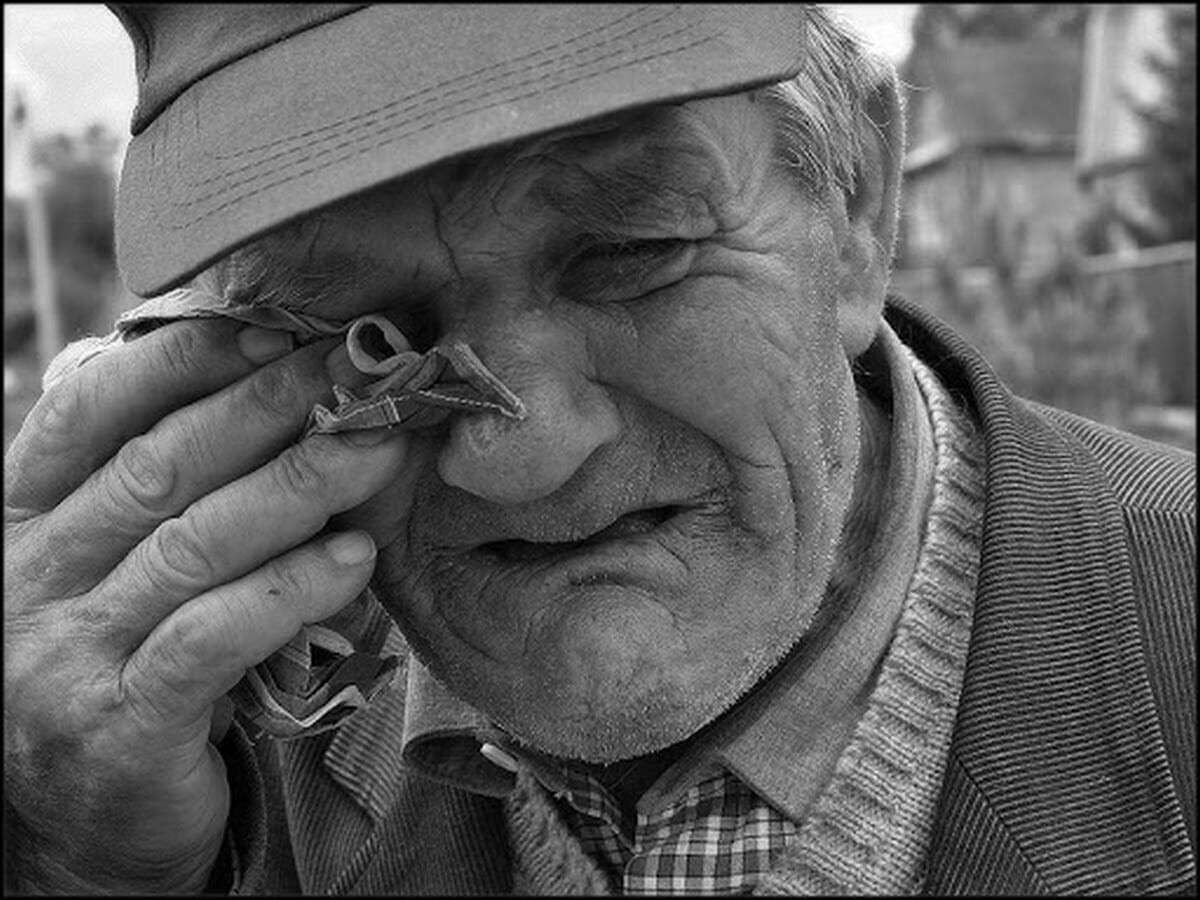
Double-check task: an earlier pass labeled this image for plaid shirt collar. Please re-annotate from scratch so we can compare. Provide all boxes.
[542,763,800,893]
[399,323,936,827]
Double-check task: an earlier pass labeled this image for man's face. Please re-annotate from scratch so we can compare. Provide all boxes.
[276,93,863,762]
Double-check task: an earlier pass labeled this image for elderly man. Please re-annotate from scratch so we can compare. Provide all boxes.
[4,5,1194,896]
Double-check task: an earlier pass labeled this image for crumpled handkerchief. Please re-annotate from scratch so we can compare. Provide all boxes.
[42,288,523,740]
[305,313,525,435]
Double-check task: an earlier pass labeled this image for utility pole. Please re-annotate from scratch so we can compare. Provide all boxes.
[5,85,63,375]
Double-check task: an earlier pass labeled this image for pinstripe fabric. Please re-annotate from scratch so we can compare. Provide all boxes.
[1124,508,1197,854]
[1034,402,1195,514]
[1036,400,1197,862]
[1035,404,1197,862]
[220,296,1194,895]
[922,756,1048,895]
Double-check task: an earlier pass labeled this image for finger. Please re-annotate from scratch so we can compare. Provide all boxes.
[5,319,295,518]
[120,530,377,732]
[87,430,407,648]
[22,339,346,596]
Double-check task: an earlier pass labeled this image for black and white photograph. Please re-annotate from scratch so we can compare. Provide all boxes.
[4,4,1195,895]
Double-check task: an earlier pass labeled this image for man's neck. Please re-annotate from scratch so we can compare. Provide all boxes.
[592,740,694,821]
[817,387,897,635]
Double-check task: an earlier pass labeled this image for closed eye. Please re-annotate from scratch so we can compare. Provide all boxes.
[560,238,696,301]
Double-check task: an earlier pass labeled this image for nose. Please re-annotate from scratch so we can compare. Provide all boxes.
[436,319,621,505]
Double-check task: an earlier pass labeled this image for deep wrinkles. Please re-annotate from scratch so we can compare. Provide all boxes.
[420,509,725,637]
[413,392,735,549]
[424,176,464,283]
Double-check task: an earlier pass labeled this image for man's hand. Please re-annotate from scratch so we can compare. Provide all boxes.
[3,320,407,893]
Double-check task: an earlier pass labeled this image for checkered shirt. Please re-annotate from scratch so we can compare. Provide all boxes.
[549,764,797,894]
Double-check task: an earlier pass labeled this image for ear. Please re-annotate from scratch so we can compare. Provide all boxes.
[835,69,905,358]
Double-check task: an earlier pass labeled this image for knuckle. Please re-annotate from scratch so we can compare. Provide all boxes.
[64,596,122,643]
[120,650,186,726]
[28,376,83,441]
[265,555,317,604]
[5,426,73,521]
[270,443,332,500]
[142,516,218,592]
[152,323,209,383]
[14,379,90,484]
[109,435,177,517]
[4,521,51,594]
[120,604,236,722]
[8,520,111,600]
[245,359,309,423]
[131,613,205,688]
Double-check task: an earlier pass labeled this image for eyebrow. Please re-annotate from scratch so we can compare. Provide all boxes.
[530,140,721,241]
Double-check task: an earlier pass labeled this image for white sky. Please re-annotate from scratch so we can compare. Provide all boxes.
[4,4,916,148]
[4,4,137,137]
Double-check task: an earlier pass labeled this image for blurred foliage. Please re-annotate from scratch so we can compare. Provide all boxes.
[897,3,1195,452]
[1075,193,1165,256]
[907,206,1172,430]
[1133,5,1196,244]
[1058,6,1195,255]
[4,123,121,352]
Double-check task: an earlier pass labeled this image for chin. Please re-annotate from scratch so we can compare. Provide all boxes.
[485,665,731,764]
[406,588,798,765]
[511,705,703,764]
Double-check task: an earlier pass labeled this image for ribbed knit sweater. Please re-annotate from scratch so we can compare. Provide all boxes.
[501,350,987,895]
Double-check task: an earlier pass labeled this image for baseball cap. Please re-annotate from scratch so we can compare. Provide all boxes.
[108,4,807,297]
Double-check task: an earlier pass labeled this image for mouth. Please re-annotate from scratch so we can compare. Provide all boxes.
[478,504,684,564]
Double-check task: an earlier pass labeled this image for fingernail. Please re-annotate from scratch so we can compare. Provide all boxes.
[326,531,376,565]
[238,327,293,363]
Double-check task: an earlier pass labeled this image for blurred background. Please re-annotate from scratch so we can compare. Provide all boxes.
[4,4,1196,451]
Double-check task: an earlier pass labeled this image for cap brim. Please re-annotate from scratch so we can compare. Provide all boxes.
[115,4,805,296]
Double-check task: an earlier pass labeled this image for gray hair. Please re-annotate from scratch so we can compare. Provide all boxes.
[757,5,900,201]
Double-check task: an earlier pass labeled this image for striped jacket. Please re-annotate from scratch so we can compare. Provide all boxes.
[225,297,1196,895]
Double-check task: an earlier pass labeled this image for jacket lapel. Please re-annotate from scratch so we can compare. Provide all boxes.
[292,620,511,893]
[886,299,1195,895]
